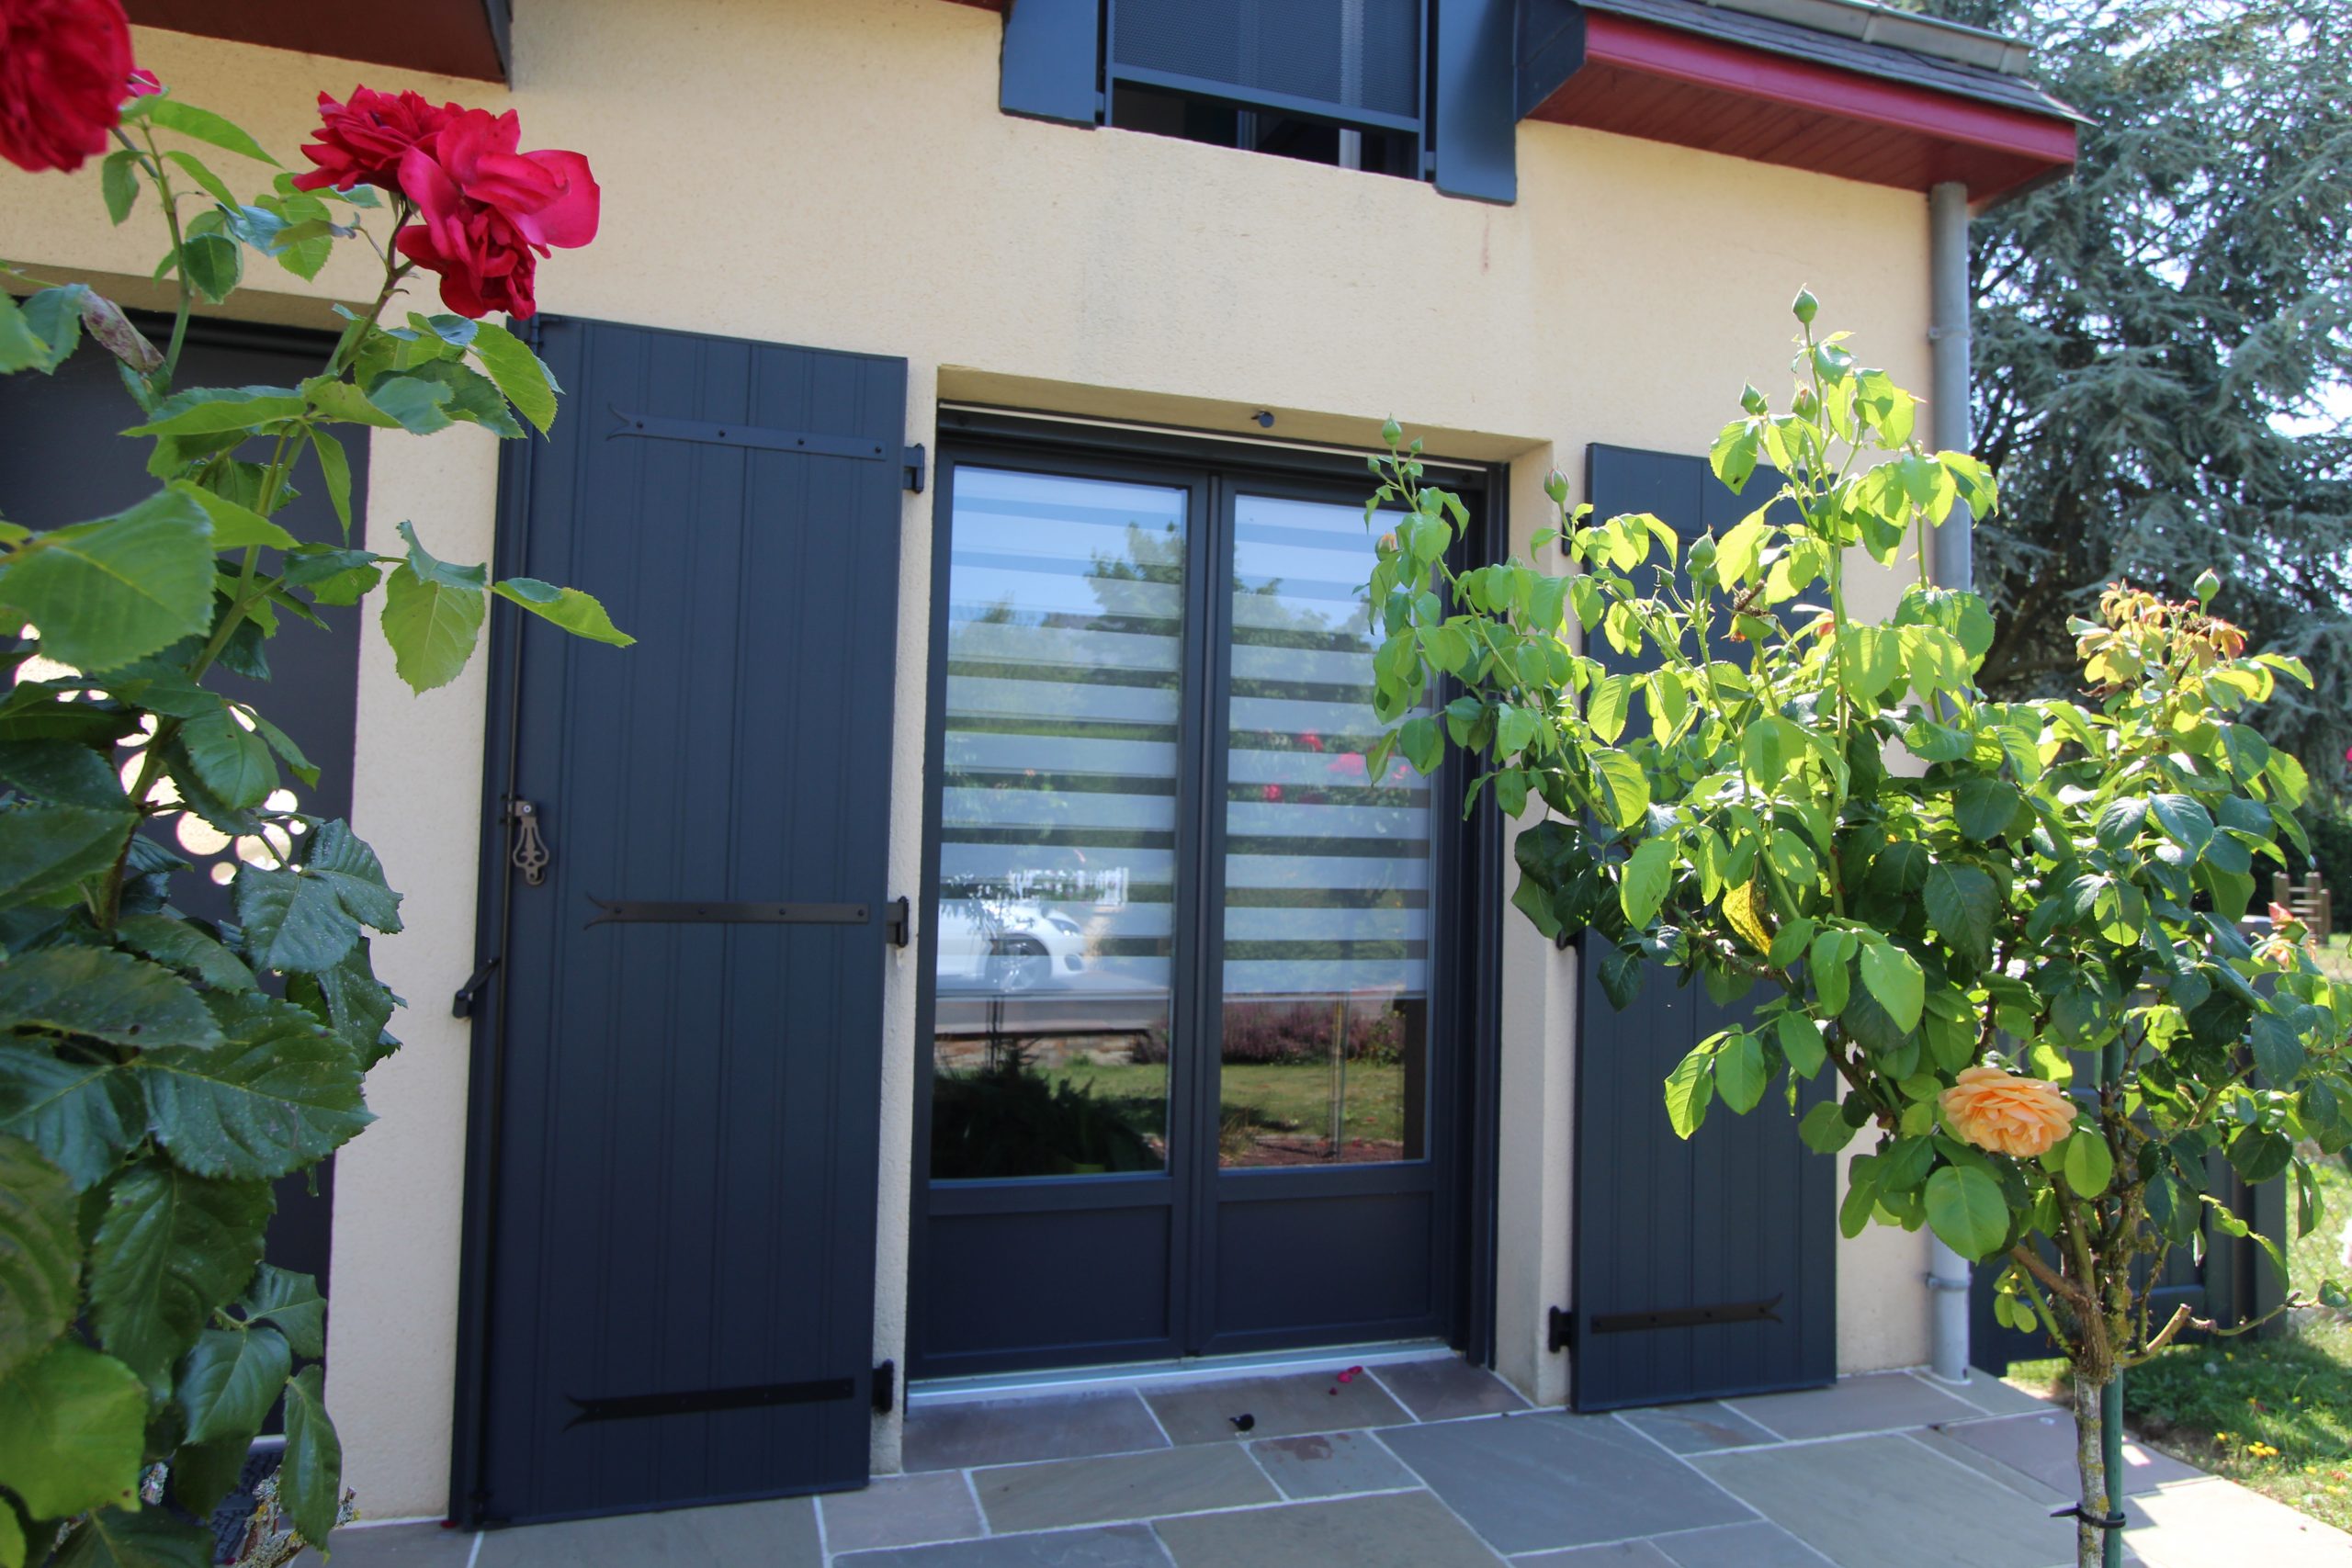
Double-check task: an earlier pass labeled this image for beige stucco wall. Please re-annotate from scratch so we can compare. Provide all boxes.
[2,0,1940,1520]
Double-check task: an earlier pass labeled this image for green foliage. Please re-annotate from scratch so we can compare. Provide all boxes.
[1918,0,2352,802]
[1364,298,2348,1418]
[2023,1153,2352,1533]
[0,90,627,1559]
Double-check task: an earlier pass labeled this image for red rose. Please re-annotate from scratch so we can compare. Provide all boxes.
[392,107,597,320]
[291,85,449,194]
[0,0,135,174]
[125,66,159,98]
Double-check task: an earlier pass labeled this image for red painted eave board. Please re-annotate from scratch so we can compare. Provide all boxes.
[125,0,507,84]
[1532,14,2075,202]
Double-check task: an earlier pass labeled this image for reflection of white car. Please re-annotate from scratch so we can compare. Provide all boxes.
[936,900,1088,993]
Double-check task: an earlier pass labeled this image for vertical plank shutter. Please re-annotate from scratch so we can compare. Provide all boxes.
[1432,0,1517,201]
[1566,444,1837,1410]
[461,319,905,1522]
[1001,0,1102,125]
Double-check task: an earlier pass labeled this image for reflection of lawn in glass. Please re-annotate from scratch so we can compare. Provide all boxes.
[1043,1059,1406,1161]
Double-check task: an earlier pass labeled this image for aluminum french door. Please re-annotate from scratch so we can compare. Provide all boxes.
[914,440,1476,1377]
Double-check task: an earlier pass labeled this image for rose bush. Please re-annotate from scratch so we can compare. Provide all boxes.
[289,89,599,320]
[1,46,623,1568]
[290,86,447,194]
[1940,1066,2076,1158]
[0,0,134,173]
[1363,293,2346,1568]
[392,107,598,319]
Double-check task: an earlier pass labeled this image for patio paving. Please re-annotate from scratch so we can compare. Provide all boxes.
[323,1362,2352,1568]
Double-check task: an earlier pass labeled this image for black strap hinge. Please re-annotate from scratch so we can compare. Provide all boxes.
[1591,1293,1784,1336]
[562,1375,855,1428]
[885,897,911,948]
[452,956,500,1019]
[608,406,888,463]
[586,897,868,929]
[872,1359,897,1415]
[1548,1305,1573,1353]
[904,444,926,493]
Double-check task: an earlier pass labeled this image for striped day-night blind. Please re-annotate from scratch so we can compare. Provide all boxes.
[1223,493,1432,1004]
[938,467,1188,1000]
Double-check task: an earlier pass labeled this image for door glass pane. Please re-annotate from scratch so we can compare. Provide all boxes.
[931,467,1184,1179]
[1221,494,1432,1167]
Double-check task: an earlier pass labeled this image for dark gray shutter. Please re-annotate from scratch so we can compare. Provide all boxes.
[1517,0,1587,118]
[1001,0,1102,125]
[1432,0,1516,201]
[456,319,907,1523]
[1432,0,1589,203]
[1566,444,1836,1410]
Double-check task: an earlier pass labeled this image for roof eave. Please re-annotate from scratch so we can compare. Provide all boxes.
[1528,12,2078,205]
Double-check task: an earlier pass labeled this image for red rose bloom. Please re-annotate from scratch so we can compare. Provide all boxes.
[392,107,597,320]
[292,85,450,193]
[0,0,135,174]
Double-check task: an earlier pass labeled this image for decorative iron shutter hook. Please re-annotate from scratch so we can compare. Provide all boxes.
[507,799,549,886]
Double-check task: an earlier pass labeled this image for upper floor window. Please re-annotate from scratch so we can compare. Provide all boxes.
[998,0,1539,204]
[1104,0,1427,177]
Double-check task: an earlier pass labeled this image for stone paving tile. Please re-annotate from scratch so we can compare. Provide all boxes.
[1724,1372,1985,1441]
[1143,1368,1412,1444]
[1250,1429,1419,1500]
[1933,1371,2060,1417]
[1648,1519,1836,1567]
[820,1472,986,1553]
[904,1391,1169,1472]
[1938,1410,2199,1498]
[1901,1427,2070,1508]
[1379,1413,1754,1555]
[2127,1475,2352,1568]
[834,1523,1172,1568]
[472,1495,822,1567]
[1151,1490,1506,1568]
[1512,1541,1677,1565]
[1613,1401,1779,1456]
[1371,1358,1530,1422]
[319,1523,479,1568]
[973,1445,1275,1534]
[1690,1432,2072,1568]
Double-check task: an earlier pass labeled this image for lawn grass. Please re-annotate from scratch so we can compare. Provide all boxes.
[1050,1058,1408,1158]
[2010,1152,2352,1530]
[2320,931,2351,984]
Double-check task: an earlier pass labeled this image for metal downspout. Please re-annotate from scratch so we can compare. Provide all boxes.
[1926,178,1975,1384]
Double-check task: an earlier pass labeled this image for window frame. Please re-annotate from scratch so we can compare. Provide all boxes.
[1102,0,1432,175]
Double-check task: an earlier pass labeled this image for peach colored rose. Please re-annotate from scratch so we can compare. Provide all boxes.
[1939,1066,2076,1158]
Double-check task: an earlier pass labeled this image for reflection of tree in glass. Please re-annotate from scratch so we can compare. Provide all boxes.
[1226,523,1424,995]
[929,1054,1162,1179]
[1228,556,1418,814]
[931,513,1180,1178]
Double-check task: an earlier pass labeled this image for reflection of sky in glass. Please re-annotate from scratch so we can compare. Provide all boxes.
[1222,494,1431,1001]
[937,468,1188,996]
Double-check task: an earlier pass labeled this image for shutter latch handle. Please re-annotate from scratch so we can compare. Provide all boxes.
[507,798,549,886]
